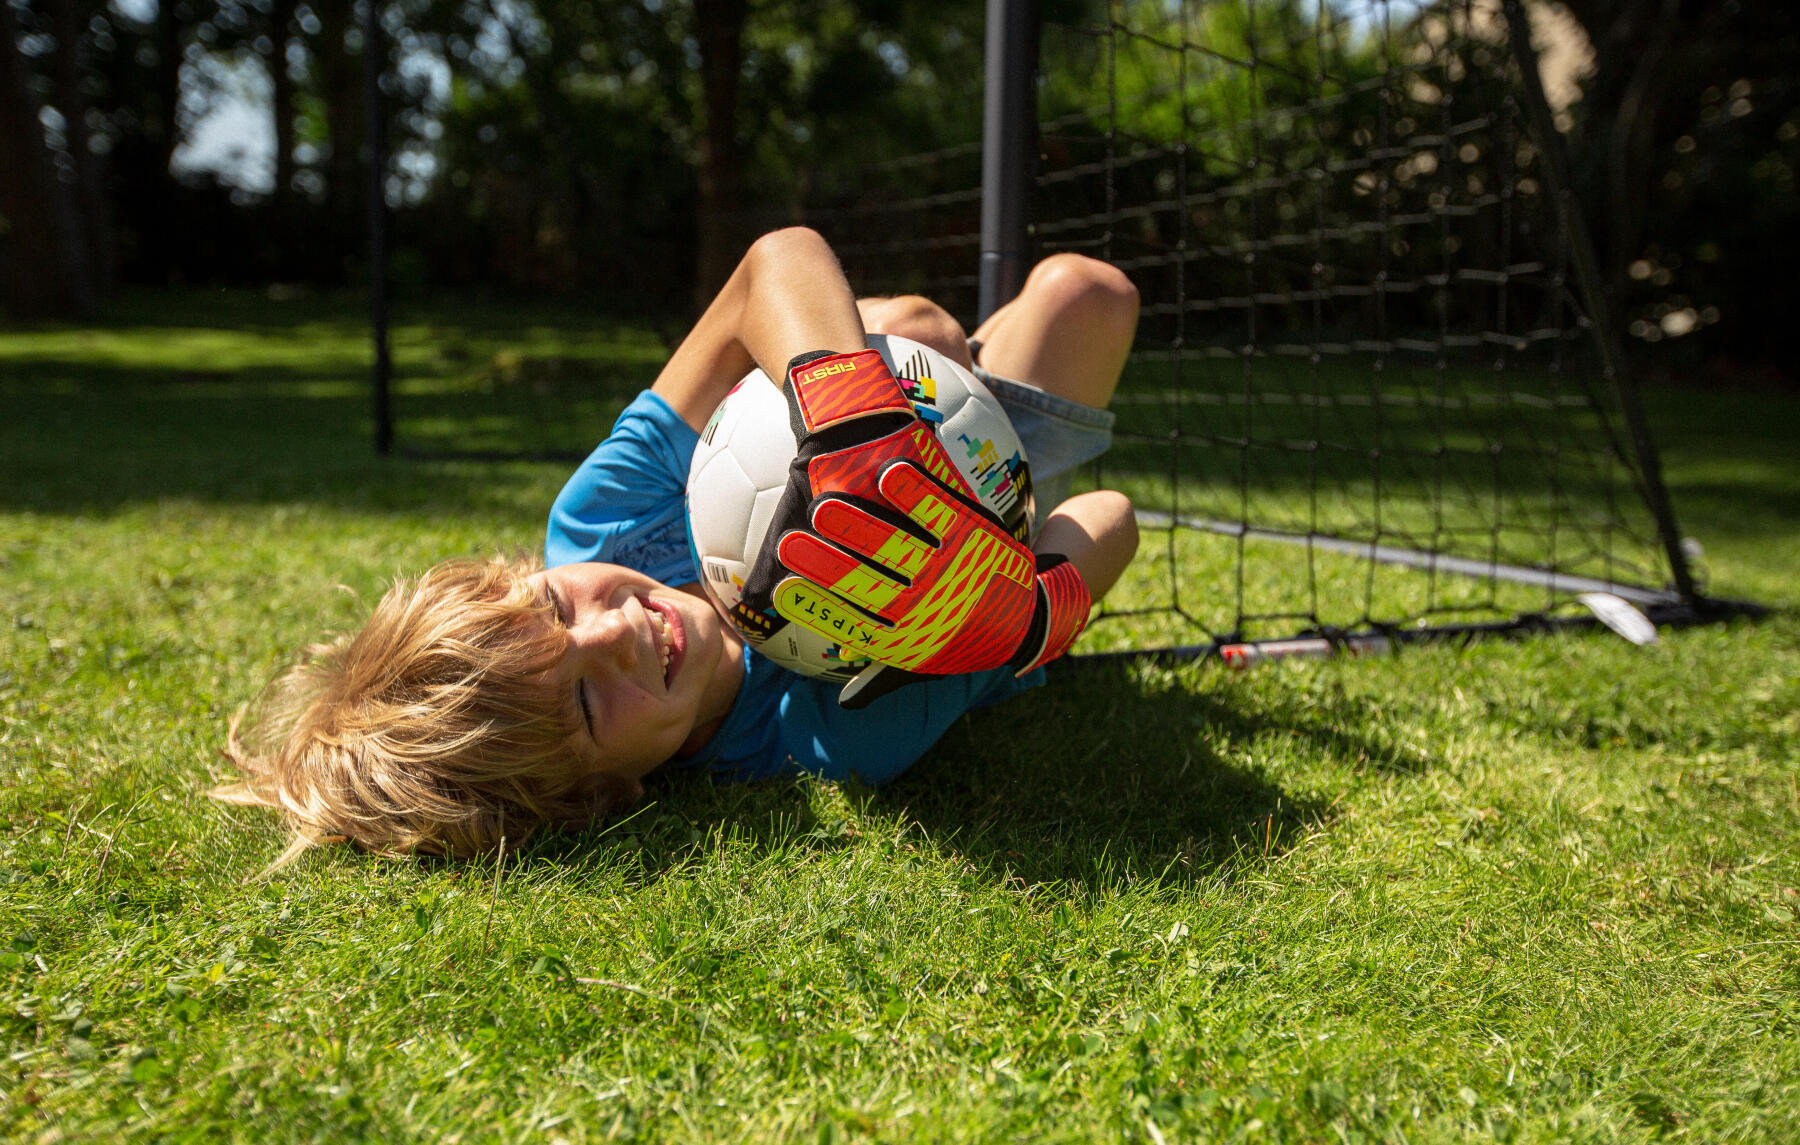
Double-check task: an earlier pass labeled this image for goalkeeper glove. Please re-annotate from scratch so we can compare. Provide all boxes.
[773,459,1092,683]
[738,349,1087,707]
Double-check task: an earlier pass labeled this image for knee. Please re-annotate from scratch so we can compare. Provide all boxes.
[1111,489,1139,541]
[1025,254,1140,340]
[858,294,970,364]
[747,226,831,267]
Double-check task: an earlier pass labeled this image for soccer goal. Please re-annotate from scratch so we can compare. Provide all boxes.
[814,0,1758,660]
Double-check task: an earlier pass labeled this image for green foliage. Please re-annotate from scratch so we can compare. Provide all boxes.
[1,292,1796,1139]
[1044,0,1386,176]
[1031,0,1565,358]
[1560,0,1800,377]
[738,0,986,187]
[403,0,988,301]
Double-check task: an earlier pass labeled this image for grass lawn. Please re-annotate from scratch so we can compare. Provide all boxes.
[1,289,1796,1142]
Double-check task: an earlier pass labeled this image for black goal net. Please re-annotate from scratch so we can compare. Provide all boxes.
[815,0,1717,657]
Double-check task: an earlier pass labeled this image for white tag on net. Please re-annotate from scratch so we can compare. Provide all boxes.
[1577,592,1659,646]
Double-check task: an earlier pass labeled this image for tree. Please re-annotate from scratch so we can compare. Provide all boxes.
[313,0,363,235]
[1556,0,1799,378]
[0,0,98,315]
[266,0,298,206]
[47,0,112,292]
[695,0,747,303]
[404,0,985,308]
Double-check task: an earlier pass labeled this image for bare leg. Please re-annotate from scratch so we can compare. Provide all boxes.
[861,273,1141,600]
[652,227,868,430]
[1035,489,1139,601]
[970,254,1139,410]
[856,295,975,370]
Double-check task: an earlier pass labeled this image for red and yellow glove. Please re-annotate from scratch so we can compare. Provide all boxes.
[737,349,988,683]
[737,348,1085,707]
[772,460,1092,679]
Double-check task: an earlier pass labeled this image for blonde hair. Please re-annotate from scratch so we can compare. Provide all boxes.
[217,555,628,870]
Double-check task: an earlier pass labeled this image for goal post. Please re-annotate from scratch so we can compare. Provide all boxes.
[1497,0,1694,605]
[979,0,1042,324]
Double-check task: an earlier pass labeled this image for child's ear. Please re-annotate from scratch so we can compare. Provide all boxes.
[587,771,644,810]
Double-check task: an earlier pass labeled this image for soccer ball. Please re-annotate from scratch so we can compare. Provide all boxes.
[687,335,1034,681]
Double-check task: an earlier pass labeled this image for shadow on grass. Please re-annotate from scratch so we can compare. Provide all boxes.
[509,775,836,879]
[0,382,587,518]
[0,297,663,515]
[879,657,1449,890]
[520,657,1458,896]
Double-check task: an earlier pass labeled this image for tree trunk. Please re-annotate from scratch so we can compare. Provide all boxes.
[49,0,112,293]
[0,0,93,315]
[694,0,747,310]
[1562,0,1681,311]
[485,0,601,248]
[153,0,182,176]
[314,0,363,243]
[268,0,298,204]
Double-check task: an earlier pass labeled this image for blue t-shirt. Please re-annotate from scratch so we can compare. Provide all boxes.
[546,390,1043,785]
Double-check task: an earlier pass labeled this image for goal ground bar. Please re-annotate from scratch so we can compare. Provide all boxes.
[1059,596,1769,673]
[1132,509,1680,608]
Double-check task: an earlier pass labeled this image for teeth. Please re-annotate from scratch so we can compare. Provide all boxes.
[651,609,672,677]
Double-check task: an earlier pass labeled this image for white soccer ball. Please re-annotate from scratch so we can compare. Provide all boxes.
[686,335,1034,681]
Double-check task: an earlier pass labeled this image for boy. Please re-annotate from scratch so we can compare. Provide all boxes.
[219,228,1140,867]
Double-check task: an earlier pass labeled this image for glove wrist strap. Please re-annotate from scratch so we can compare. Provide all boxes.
[1011,557,1091,676]
[787,349,912,434]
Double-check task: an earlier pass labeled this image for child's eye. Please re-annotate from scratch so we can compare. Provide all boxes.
[576,680,595,740]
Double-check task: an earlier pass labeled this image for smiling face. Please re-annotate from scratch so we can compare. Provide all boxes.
[526,562,745,790]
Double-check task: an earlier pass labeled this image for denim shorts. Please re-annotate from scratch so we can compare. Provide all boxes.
[973,358,1116,531]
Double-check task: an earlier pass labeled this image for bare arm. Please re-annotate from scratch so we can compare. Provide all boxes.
[652,227,868,430]
[1033,491,1139,602]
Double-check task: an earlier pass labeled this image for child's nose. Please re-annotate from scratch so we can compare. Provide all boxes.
[574,606,638,673]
